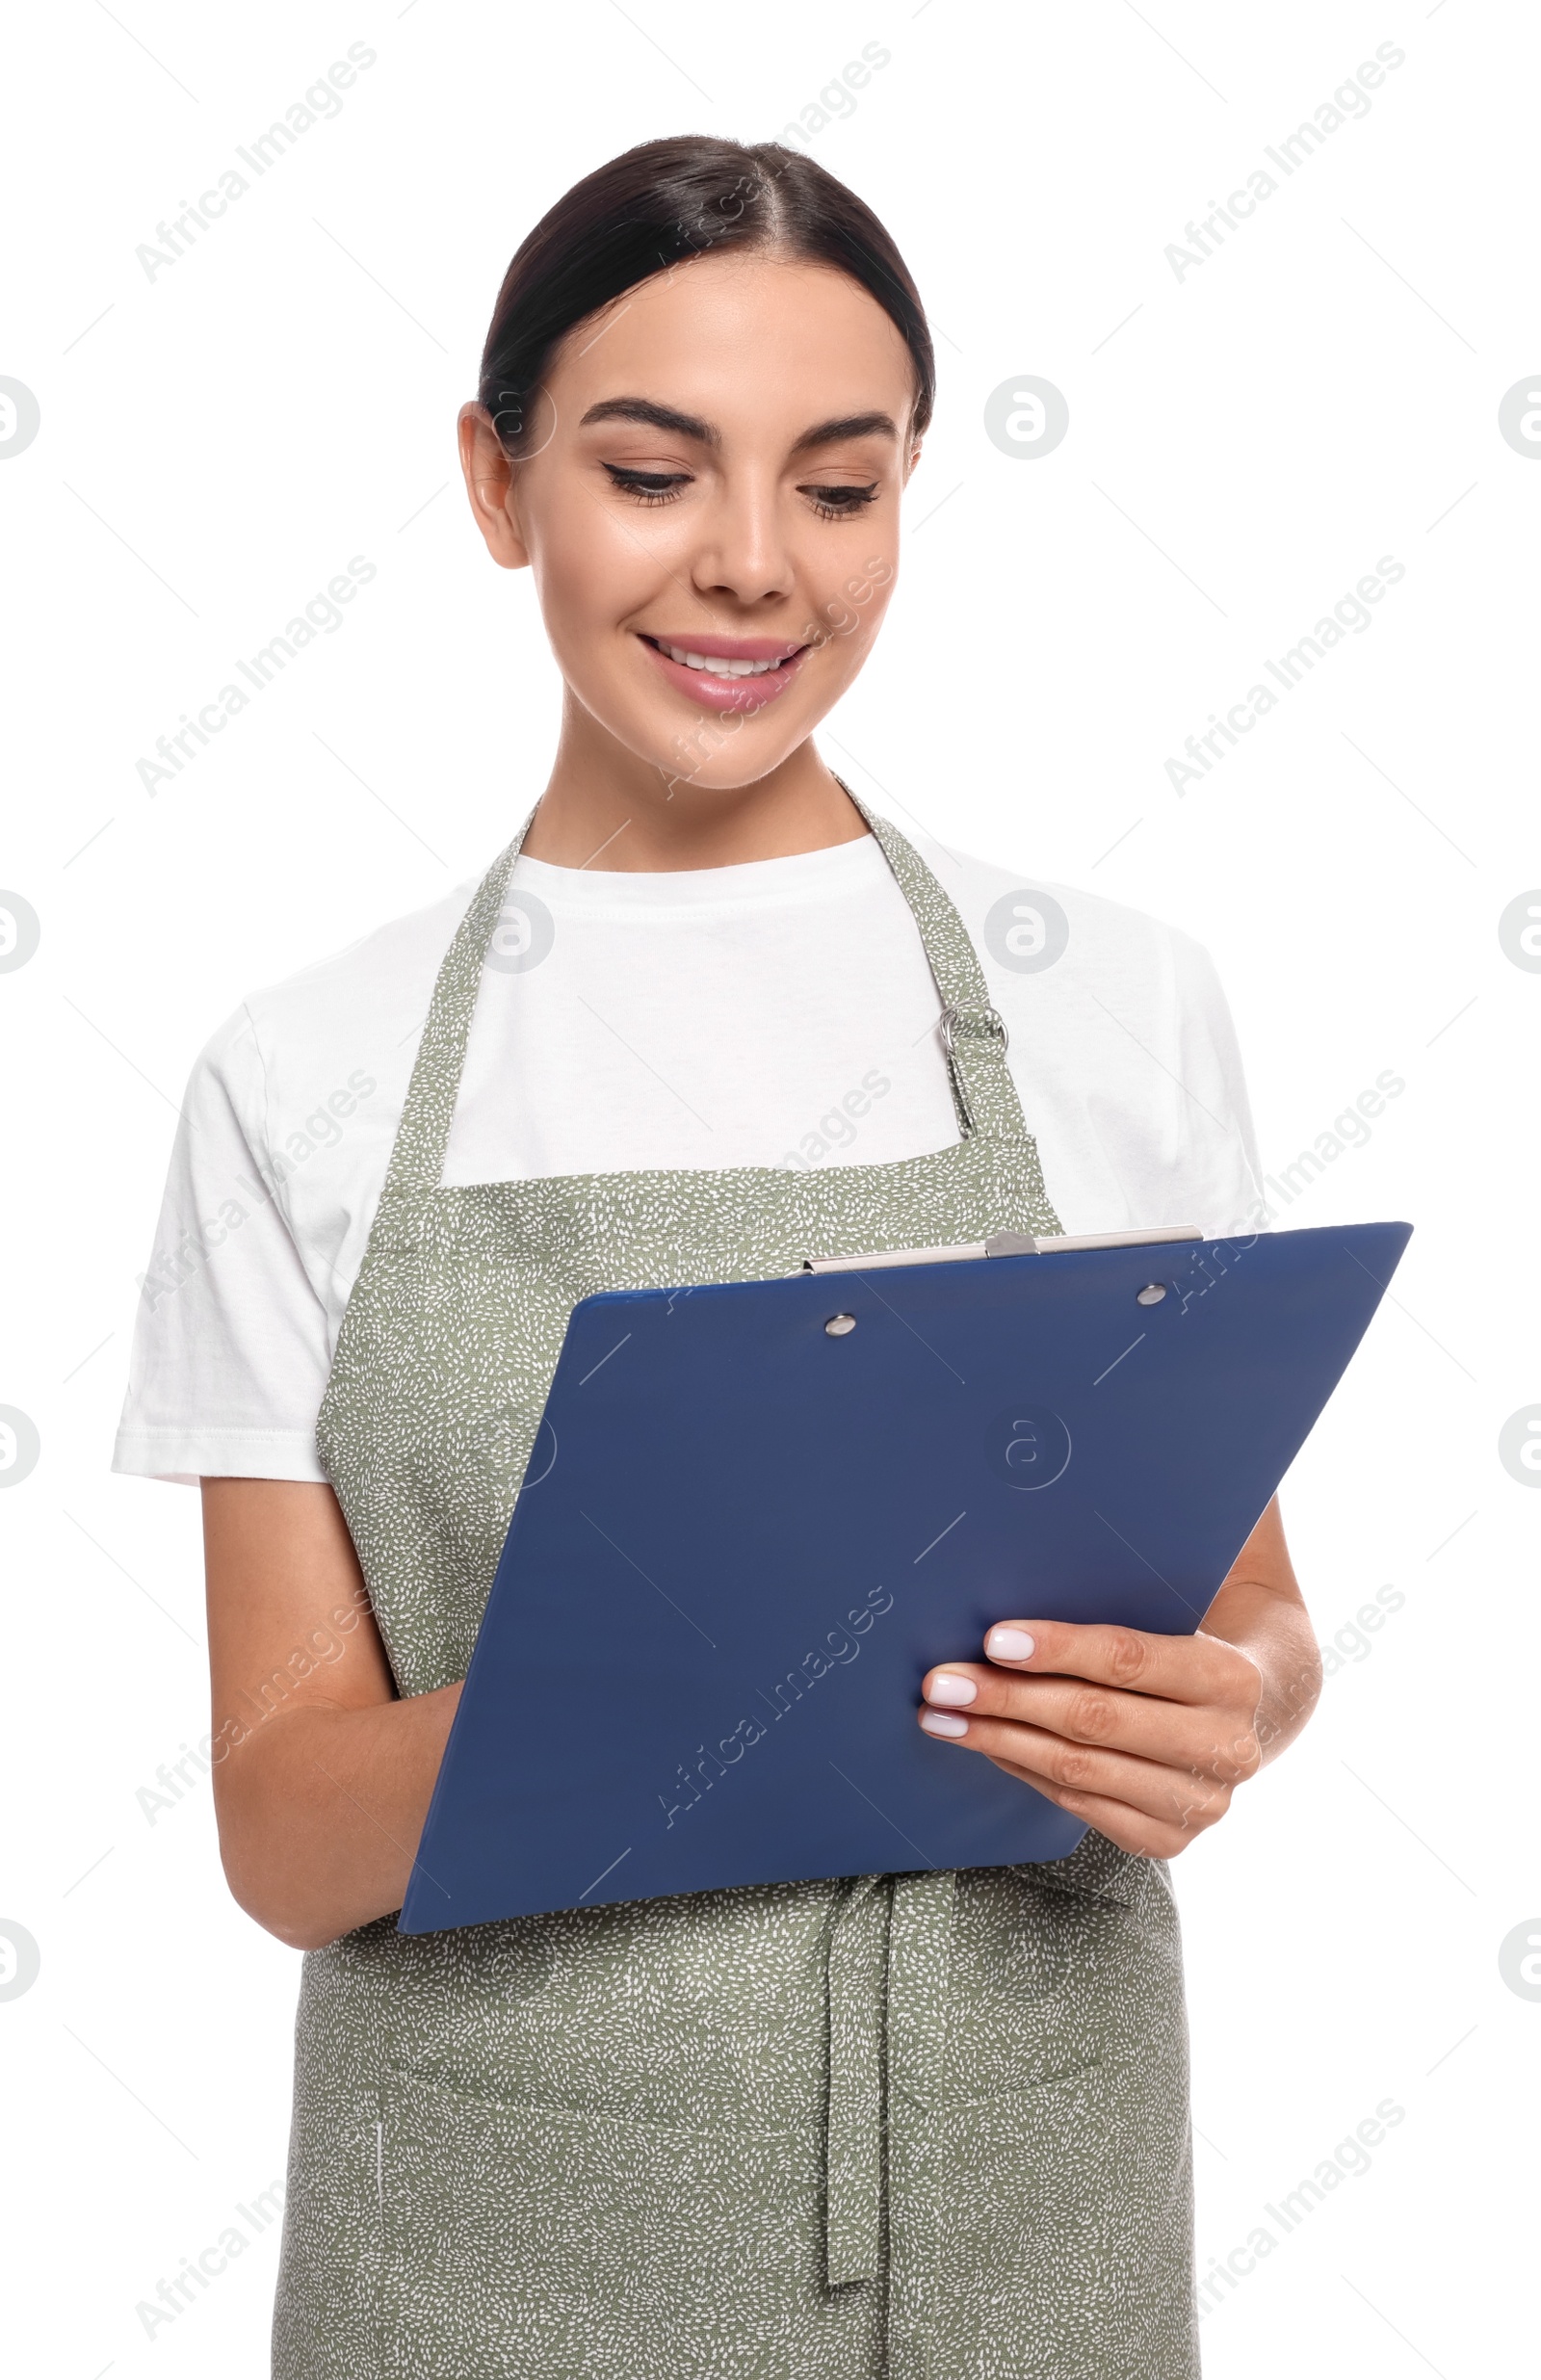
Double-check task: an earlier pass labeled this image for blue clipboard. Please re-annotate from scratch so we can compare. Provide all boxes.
[400,1219,1411,1932]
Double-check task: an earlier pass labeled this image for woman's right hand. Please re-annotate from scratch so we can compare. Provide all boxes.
[202,1478,460,1950]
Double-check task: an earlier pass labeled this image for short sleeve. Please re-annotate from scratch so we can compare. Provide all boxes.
[1165,933,1267,1237]
[960,851,1269,1244]
[112,1007,335,1483]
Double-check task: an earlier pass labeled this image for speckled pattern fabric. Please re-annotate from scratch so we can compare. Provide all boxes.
[272,805,1198,2378]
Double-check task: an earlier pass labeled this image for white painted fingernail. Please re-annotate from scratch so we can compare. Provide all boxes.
[925,1672,977,1707]
[988,1628,1035,1661]
[920,1709,969,1739]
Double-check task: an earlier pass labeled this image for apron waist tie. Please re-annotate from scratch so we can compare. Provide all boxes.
[824,1870,955,2291]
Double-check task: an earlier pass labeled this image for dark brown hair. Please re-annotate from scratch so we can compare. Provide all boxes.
[478,136,934,452]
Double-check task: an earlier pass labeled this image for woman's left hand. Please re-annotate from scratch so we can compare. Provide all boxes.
[915,1499,1322,1857]
[918,1617,1267,1859]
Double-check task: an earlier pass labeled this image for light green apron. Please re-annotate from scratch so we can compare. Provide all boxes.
[273,803,1197,2378]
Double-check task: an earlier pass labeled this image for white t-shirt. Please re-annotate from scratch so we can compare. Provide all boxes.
[113,828,1263,1484]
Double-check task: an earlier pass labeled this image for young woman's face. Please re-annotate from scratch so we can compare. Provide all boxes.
[460,251,920,790]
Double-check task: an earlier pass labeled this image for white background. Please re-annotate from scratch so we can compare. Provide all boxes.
[2,2,1536,2371]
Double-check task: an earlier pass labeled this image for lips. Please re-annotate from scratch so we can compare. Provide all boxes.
[639,631,809,714]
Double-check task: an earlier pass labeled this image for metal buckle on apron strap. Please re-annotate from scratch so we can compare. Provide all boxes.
[937,1003,1009,1059]
[937,1005,1009,1140]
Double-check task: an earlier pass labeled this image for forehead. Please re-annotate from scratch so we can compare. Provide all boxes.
[548,251,914,432]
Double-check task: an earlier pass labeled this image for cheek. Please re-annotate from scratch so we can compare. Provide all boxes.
[529,496,664,645]
[797,544,900,667]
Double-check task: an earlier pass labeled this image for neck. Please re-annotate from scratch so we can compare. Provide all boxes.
[519,692,869,871]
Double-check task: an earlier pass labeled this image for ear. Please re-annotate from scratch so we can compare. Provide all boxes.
[457,402,531,571]
[902,433,924,485]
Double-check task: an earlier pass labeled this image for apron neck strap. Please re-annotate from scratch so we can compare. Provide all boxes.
[839,787,1027,1145]
[379,790,1028,1204]
[379,809,535,1207]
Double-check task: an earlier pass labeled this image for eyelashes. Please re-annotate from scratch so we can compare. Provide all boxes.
[602,465,692,506]
[804,482,879,520]
[601,462,880,520]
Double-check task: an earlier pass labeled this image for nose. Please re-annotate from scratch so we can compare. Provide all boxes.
[687,468,797,611]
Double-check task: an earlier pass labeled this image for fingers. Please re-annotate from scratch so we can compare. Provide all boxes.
[979,1748,1207,1861]
[920,1660,1261,1781]
[914,1618,1264,1852]
[969,1617,1260,1710]
[919,1704,1236,1834]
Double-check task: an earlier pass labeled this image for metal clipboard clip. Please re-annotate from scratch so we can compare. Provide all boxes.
[800,1225,1203,1275]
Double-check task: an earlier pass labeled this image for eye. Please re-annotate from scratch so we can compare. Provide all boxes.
[603,462,692,506]
[798,480,880,520]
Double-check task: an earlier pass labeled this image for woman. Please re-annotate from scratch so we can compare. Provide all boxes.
[117,138,1319,2379]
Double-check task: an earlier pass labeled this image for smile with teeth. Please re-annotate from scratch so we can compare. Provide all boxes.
[647,640,798,678]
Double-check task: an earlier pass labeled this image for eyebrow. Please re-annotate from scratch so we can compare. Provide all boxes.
[579,398,718,445]
[577,399,901,457]
[789,411,900,455]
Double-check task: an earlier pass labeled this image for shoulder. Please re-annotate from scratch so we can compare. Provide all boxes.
[918,835,1263,1234]
[928,841,1229,1023]
[183,874,481,1120]
[241,875,480,1076]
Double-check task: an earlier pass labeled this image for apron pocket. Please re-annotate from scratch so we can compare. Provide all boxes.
[379,1884,837,2135]
[947,1852,1187,2100]
[904,2070,1197,2380]
[377,2077,876,2379]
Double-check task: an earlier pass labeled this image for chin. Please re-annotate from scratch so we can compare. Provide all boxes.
[666,736,809,792]
[587,688,823,793]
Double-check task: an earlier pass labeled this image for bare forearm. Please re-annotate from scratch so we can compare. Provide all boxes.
[1202,1575,1321,1768]
[215,1683,461,1950]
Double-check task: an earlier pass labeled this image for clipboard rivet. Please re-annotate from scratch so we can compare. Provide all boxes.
[824,1313,857,1336]
[1136,1282,1167,1306]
